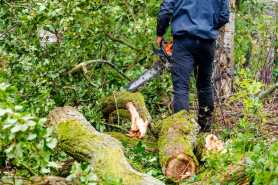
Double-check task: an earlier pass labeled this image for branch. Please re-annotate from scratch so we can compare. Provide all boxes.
[106,32,139,51]
[68,60,131,81]
[0,22,20,40]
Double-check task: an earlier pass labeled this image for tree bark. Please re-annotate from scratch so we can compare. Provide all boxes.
[213,0,235,98]
[47,106,164,185]
[157,111,199,182]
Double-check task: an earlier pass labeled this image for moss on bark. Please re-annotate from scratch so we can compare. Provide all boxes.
[108,109,130,124]
[102,91,151,124]
[157,111,200,182]
[48,106,164,185]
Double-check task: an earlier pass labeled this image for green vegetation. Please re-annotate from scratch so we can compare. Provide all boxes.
[0,0,277,184]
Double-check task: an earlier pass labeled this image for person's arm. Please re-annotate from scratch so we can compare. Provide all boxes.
[214,0,230,29]
[156,0,175,46]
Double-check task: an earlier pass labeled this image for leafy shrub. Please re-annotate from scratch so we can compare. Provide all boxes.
[0,82,58,177]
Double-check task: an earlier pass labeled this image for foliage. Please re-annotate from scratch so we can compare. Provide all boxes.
[125,141,164,180]
[67,162,98,185]
[235,0,277,82]
[183,73,277,184]
[0,0,163,119]
[0,82,58,177]
[0,0,277,184]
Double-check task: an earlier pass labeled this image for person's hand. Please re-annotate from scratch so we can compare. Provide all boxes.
[156,36,163,47]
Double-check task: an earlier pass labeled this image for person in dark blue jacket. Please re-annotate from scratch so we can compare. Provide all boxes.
[156,0,230,132]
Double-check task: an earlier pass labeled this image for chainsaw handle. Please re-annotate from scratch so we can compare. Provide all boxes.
[160,40,173,56]
[159,39,166,48]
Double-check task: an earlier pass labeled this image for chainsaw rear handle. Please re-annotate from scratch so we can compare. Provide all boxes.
[160,39,173,57]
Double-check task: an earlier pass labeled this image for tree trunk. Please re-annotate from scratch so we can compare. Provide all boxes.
[213,0,235,98]
[157,111,199,182]
[47,106,164,185]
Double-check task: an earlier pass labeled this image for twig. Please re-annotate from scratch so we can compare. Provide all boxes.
[0,22,20,40]
[106,32,139,51]
[113,91,121,126]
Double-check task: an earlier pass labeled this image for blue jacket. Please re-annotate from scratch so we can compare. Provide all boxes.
[157,0,230,40]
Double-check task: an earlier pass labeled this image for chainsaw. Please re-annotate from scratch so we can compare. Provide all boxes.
[127,41,173,92]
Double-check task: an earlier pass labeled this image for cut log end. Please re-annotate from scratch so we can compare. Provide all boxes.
[157,111,199,182]
[165,154,196,181]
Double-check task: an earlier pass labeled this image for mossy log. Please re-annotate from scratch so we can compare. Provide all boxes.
[48,106,164,185]
[102,91,151,138]
[157,111,199,182]
[1,176,72,185]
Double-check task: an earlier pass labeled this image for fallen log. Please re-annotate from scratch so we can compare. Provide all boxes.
[157,111,199,182]
[48,106,164,185]
[102,91,151,138]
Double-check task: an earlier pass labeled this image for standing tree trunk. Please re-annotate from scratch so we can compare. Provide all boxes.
[213,0,236,98]
[47,106,164,185]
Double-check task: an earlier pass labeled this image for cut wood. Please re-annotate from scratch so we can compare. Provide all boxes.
[195,133,224,161]
[157,111,199,182]
[102,91,151,138]
[48,106,164,185]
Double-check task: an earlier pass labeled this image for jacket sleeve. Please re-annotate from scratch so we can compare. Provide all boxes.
[157,0,175,36]
[214,0,230,29]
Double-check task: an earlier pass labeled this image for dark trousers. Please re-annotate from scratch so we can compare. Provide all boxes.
[171,36,215,120]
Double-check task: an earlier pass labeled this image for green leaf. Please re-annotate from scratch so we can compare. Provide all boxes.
[46,138,57,149]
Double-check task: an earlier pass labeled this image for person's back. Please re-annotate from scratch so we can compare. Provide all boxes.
[156,0,230,132]
[157,0,230,40]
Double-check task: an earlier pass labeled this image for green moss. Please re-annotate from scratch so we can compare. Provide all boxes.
[157,111,200,171]
[56,120,100,160]
[108,109,130,124]
[102,91,151,123]
[55,120,147,185]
